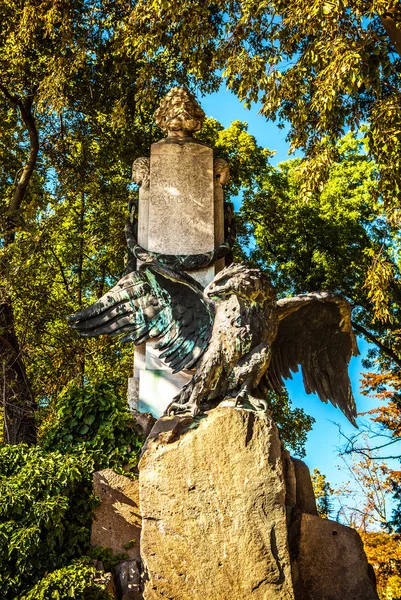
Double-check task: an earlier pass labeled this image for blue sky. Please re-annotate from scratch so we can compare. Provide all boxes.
[201,85,399,509]
[201,87,297,166]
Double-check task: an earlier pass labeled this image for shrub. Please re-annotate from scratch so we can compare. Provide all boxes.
[40,381,144,473]
[0,445,97,599]
[19,562,113,600]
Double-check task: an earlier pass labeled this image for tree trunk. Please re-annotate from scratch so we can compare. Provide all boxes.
[0,90,39,444]
[0,303,36,445]
[4,96,39,244]
[380,7,401,59]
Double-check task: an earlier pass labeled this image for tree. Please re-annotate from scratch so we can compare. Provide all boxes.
[336,443,393,531]
[263,390,314,458]
[0,0,95,444]
[333,444,401,599]
[311,468,334,519]
[361,530,401,600]
[0,14,280,437]
[127,1,401,212]
[0,0,219,443]
[238,131,401,370]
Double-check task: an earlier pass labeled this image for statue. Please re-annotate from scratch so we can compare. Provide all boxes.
[68,87,359,424]
[68,259,359,424]
[68,89,380,600]
[131,157,150,188]
[154,87,205,137]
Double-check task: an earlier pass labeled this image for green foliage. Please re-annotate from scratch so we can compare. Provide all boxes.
[239,132,379,296]
[0,380,143,598]
[0,445,97,599]
[19,562,112,600]
[264,391,315,458]
[40,381,144,473]
[239,131,401,372]
[311,468,334,519]
[127,0,401,211]
[196,118,272,198]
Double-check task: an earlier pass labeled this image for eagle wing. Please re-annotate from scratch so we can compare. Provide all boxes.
[67,262,213,373]
[263,292,359,425]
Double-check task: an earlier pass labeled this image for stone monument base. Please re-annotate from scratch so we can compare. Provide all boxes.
[138,407,379,600]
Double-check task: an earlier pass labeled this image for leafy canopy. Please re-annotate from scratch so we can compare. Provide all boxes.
[239,131,401,369]
[128,0,401,212]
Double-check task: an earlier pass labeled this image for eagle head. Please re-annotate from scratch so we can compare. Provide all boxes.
[205,263,275,305]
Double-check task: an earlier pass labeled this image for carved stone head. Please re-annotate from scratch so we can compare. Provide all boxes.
[154,87,205,137]
[214,158,230,186]
[132,157,150,187]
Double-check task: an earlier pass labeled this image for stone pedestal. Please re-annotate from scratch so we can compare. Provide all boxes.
[139,407,294,600]
[138,407,379,600]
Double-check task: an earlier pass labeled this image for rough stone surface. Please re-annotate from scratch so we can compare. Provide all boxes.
[129,409,156,438]
[148,138,216,260]
[91,469,141,561]
[282,449,297,509]
[291,513,379,600]
[292,458,318,516]
[139,407,295,600]
[114,559,142,600]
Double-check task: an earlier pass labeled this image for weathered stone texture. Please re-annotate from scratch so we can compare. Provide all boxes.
[148,139,215,255]
[114,559,142,600]
[291,513,379,600]
[139,407,295,600]
[91,469,141,561]
[148,137,219,289]
[292,458,318,516]
[282,449,297,509]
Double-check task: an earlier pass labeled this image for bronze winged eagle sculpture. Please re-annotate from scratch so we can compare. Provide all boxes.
[68,260,359,425]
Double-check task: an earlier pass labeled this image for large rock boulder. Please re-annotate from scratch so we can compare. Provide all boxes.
[290,512,379,599]
[90,411,378,600]
[291,458,318,516]
[91,469,141,562]
[139,407,295,600]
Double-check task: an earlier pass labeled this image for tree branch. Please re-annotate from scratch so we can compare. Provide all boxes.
[0,82,19,105]
[9,98,39,214]
[1,89,39,245]
[380,7,401,59]
[351,320,401,367]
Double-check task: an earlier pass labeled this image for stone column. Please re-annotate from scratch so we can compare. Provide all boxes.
[128,158,150,412]
[132,88,226,417]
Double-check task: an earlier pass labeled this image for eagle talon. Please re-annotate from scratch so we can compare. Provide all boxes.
[234,390,268,412]
[234,393,245,407]
[165,401,200,417]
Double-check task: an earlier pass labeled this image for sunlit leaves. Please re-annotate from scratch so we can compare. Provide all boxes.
[127,0,401,212]
[364,254,396,324]
[311,468,334,519]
